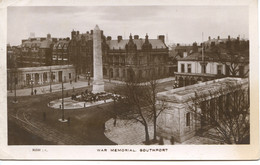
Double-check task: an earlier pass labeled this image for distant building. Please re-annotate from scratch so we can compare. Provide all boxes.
[7,65,75,90]
[17,33,56,67]
[67,30,95,78]
[103,34,169,81]
[175,36,249,87]
[52,38,71,65]
[67,30,170,81]
[7,33,76,90]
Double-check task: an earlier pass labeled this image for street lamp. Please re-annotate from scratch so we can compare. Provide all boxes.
[59,76,67,122]
[49,67,52,92]
[86,71,91,86]
[13,74,18,103]
[30,79,34,95]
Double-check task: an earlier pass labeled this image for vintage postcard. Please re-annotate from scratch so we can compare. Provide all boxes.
[0,0,259,160]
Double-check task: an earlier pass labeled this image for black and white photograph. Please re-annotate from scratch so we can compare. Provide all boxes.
[0,0,259,160]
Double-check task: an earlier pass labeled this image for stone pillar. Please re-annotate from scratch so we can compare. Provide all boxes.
[92,25,105,93]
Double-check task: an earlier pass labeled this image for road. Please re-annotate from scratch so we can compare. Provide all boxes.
[8,79,174,145]
[8,85,117,145]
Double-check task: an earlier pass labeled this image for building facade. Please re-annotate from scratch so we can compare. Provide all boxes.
[175,36,249,87]
[7,65,75,90]
[103,34,169,81]
[156,77,249,142]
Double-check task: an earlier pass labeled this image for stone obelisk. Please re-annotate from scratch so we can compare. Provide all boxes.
[92,25,105,93]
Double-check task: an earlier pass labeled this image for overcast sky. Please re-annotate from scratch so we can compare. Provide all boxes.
[7,6,249,46]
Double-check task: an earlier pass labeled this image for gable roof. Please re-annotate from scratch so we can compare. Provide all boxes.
[106,39,167,50]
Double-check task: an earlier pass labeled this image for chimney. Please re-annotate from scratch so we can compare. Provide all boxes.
[76,31,79,35]
[208,36,211,40]
[29,32,35,38]
[86,31,89,34]
[192,42,198,53]
[91,30,93,34]
[107,36,112,41]
[217,36,220,40]
[237,36,240,41]
[47,33,51,39]
[71,30,76,39]
[158,35,165,43]
[134,35,139,39]
[117,36,122,42]
[228,35,230,40]
[177,43,180,46]
[183,52,188,58]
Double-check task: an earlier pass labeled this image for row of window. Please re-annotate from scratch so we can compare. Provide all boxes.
[180,63,245,76]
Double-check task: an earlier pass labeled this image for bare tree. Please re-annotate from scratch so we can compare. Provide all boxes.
[115,78,152,144]
[144,77,167,142]
[188,80,249,144]
[114,75,167,144]
[210,39,249,77]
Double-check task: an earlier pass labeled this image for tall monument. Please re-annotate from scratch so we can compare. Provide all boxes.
[92,25,105,93]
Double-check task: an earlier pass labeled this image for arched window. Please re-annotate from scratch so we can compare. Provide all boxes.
[186,112,191,126]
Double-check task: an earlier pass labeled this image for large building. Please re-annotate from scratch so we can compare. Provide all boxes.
[16,34,58,67]
[7,29,172,90]
[175,36,249,87]
[156,77,249,142]
[103,34,169,81]
[7,65,75,90]
[7,34,75,90]
[67,30,170,81]
[67,30,95,78]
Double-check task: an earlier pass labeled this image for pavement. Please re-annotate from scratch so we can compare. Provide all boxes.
[7,77,175,97]
[104,118,220,145]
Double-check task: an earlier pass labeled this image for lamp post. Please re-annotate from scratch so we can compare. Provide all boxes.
[13,73,18,103]
[59,76,67,122]
[87,71,91,86]
[49,67,52,92]
[30,79,34,95]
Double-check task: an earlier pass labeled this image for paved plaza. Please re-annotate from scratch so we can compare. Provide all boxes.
[105,118,220,145]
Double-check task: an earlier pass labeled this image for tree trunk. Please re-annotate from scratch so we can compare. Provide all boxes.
[153,107,157,141]
[144,123,150,145]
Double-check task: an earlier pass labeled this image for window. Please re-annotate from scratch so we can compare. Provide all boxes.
[217,65,222,75]
[187,64,192,73]
[239,66,244,77]
[69,73,71,79]
[186,112,191,126]
[225,65,230,76]
[201,64,206,74]
[181,64,185,73]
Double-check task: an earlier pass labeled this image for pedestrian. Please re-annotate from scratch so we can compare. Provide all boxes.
[170,136,175,145]
[70,80,72,84]
[67,117,70,126]
[34,89,37,95]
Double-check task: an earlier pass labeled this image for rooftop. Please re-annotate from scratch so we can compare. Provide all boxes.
[157,77,248,103]
[106,38,167,50]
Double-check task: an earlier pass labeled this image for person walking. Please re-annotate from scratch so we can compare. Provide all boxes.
[34,89,37,95]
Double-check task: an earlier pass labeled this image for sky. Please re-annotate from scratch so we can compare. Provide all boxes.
[7,6,249,46]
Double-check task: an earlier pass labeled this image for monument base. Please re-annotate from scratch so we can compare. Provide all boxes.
[92,81,105,93]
